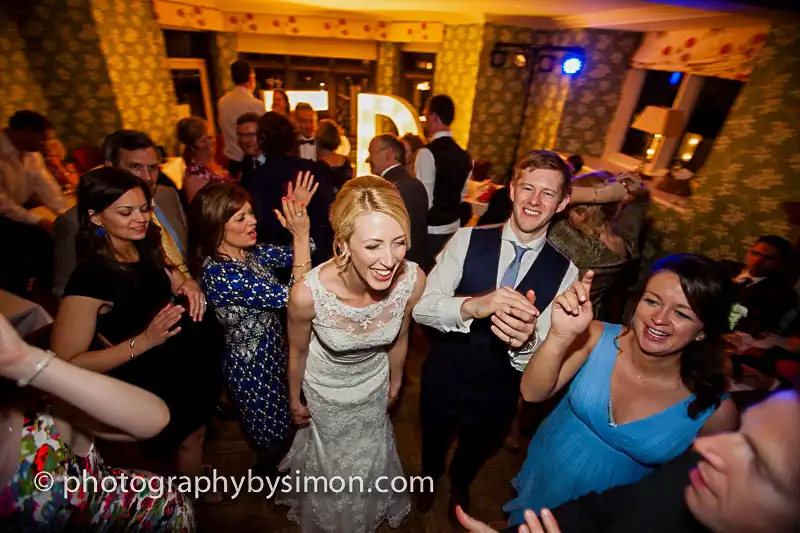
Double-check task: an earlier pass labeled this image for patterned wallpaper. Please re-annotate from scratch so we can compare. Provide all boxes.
[556,29,643,157]
[212,31,239,101]
[0,8,48,127]
[15,0,123,150]
[433,24,484,150]
[377,42,401,96]
[464,26,641,183]
[467,24,534,182]
[515,30,578,165]
[650,23,800,261]
[92,0,177,152]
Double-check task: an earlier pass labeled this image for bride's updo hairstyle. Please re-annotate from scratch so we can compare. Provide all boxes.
[330,175,410,273]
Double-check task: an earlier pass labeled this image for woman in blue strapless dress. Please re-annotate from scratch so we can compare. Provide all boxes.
[504,254,741,527]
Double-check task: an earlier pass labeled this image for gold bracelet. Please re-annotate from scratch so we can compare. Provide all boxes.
[16,350,57,387]
[129,337,137,359]
[292,261,311,269]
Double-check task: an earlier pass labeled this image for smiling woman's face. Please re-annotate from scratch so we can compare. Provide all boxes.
[90,187,151,241]
[345,211,408,291]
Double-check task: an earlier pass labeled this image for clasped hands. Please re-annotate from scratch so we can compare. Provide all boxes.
[463,287,539,349]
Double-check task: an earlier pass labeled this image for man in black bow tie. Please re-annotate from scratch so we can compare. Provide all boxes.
[235,112,264,189]
[295,102,317,161]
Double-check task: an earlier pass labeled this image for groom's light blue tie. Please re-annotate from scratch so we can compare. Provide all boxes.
[499,242,529,289]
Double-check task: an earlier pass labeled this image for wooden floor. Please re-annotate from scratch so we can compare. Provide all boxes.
[194,326,530,533]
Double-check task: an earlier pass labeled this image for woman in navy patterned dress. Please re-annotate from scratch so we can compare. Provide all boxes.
[188,174,317,471]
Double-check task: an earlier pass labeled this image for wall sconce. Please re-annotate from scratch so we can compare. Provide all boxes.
[677,133,703,164]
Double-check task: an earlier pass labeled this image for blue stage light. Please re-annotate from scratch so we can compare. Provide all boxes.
[562,57,583,75]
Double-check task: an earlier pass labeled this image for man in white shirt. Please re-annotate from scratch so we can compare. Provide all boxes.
[414,95,473,271]
[294,102,317,161]
[412,150,579,524]
[0,110,69,295]
[217,60,266,178]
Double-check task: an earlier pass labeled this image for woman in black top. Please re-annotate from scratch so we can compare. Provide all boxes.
[51,167,223,500]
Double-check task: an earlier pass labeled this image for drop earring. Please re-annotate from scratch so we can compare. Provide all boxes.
[95,226,106,237]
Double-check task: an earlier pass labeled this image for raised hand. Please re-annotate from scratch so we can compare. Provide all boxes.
[274,196,310,238]
[551,271,594,338]
[142,303,184,349]
[287,171,318,206]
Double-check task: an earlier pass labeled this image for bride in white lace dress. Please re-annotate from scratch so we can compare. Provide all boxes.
[277,175,426,533]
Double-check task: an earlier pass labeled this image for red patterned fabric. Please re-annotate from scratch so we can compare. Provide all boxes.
[631,26,769,81]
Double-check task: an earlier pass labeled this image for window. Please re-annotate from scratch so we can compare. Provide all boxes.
[400,52,435,115]
[669,76,743,172]
[620,70,681,159]
[242,52,375,140]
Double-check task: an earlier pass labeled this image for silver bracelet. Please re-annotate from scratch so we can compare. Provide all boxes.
[16,350,57,387]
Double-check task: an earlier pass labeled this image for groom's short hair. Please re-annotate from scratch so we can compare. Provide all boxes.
[513,149,573,199]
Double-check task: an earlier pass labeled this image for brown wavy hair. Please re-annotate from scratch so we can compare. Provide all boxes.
[186,181,253,279]
[620,253,734,418]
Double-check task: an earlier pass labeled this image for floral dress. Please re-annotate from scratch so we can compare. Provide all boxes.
[200,244,295,450]
[0,406,194,532]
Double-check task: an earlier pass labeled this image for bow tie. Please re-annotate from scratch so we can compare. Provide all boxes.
[299,139,315,145]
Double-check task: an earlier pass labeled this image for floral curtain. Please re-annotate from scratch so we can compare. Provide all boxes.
[631,26,770,81]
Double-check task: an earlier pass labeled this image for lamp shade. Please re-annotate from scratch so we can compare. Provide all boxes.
[631,106,684,137]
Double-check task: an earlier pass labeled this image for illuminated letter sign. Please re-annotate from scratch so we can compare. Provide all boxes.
[356,93,424,177]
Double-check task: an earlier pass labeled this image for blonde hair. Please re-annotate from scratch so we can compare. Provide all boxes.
[570,171,619,237]
[330,175,410,272]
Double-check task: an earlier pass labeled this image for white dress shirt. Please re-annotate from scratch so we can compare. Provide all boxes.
[414,130,471,235]
[412,221,579,371]
[218,86,266,163]
[380,164,402,178]
[298,136,317,160]
[0,131,68,225]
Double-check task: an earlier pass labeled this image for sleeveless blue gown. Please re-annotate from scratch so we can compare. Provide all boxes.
[504,323,720,526]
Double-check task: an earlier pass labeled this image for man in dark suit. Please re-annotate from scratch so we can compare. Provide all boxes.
[233,111,264,189]
[243,112,335,266]
[366,133,428,267]
[460,386,800,533]
[52,130,192,298]
[719,235,797,335]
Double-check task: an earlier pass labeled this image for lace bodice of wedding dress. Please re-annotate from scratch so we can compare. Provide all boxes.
[306,260,417,356]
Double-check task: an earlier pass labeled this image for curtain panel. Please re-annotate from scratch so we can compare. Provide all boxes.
[631,26,770,81]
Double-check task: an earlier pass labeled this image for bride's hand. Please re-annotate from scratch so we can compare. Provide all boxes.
[388,379,402,408]
[290,403,310,425]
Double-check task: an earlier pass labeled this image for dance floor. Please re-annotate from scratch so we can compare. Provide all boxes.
[196,326,531,533]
